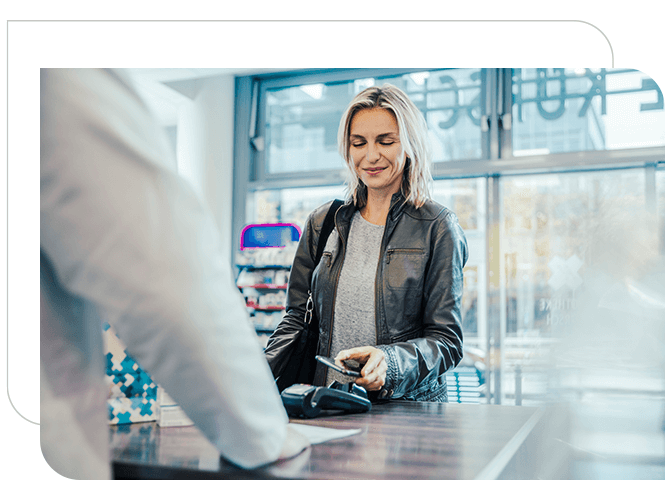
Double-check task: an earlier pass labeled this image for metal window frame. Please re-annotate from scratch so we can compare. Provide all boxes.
[250,68,484,185]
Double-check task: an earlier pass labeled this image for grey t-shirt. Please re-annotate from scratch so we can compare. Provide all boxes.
[325,210,385,386]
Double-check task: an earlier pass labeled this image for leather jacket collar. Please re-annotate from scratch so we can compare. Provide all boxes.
[338,190,407,226]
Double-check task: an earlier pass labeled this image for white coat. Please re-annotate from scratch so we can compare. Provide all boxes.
[40,68,288,478]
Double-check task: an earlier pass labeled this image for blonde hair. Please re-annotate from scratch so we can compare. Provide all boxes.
[337,83,432,208]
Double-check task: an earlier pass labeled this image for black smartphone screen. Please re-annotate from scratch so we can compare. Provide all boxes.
[315,355,361,377]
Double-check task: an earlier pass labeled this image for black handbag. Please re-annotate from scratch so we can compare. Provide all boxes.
[271,199,343,392]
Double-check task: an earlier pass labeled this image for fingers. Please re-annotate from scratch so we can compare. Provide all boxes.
[360,365,387,391]
[335,346,377,376]
[334,346,370,363]
[358,367,386,391]
[361,349,385,377]
[335,346,380,367]
[335,346,387,392]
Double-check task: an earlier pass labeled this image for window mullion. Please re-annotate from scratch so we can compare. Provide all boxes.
[252,79,267,184]
[499,68,514,160]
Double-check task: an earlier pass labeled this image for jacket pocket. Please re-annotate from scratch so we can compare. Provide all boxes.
[385,249,425,289]
[384,249,425,321]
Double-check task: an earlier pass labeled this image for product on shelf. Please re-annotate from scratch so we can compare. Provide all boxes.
[236,268,290,287]
[235,223,301,336]
[234,244,299,268]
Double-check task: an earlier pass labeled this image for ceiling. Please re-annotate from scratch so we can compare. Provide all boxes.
[125,68,286,126]
[125,68,266,82]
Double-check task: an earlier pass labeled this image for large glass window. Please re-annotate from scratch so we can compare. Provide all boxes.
[248,185,346,227]
[263,69,484,176]
[433,178,486,344]
[512,69,664,156]
[498,167,663,401]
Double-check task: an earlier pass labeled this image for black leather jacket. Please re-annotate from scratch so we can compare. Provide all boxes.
[265,192,468,402]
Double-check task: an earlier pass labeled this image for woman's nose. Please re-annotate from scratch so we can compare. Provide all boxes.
[366,144,381,161]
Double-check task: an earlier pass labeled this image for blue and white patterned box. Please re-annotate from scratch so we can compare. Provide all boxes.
[107,396,159,425]
[104,324,159,424]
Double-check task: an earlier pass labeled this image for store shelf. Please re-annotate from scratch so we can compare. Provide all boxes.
[237,264,290,270]
[235,224,299,336]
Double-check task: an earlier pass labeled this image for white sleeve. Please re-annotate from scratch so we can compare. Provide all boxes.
[40,69,288,469]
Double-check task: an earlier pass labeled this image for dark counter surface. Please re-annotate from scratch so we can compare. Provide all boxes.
[111,400,546,480]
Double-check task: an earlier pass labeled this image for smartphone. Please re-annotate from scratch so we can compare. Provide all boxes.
[315,355,361,377]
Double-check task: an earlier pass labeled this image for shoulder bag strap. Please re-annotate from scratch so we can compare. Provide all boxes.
[314,199,344,264]
[304,198,343,329]
[298,199,343,381]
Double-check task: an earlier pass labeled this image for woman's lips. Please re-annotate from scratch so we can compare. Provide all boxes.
[364,167,386,175]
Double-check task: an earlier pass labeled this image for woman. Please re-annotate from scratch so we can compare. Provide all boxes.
[265,83,468,402]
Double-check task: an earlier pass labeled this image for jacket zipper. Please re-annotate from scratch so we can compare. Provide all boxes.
[375,196,403,346]
[385,248,424,264]
[323,252,332,268]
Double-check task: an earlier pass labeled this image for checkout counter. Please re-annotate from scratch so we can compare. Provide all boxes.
[110,225,561,480]
[111,400,560,480]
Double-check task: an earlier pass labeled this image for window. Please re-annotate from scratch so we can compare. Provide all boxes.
[248,185,347,227]
[433,178,486,342]
[258,69,485,179]
[498,167,663,402]
[512,69,664,156]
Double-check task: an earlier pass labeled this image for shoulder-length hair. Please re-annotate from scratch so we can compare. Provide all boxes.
[337,83,433,209]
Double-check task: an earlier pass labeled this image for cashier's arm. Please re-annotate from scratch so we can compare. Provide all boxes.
[40,68,304,470]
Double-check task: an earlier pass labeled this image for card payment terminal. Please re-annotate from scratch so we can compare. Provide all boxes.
[281,381,372,418]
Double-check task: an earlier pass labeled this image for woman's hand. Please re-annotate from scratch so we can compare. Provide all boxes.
[335,346,387,392]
